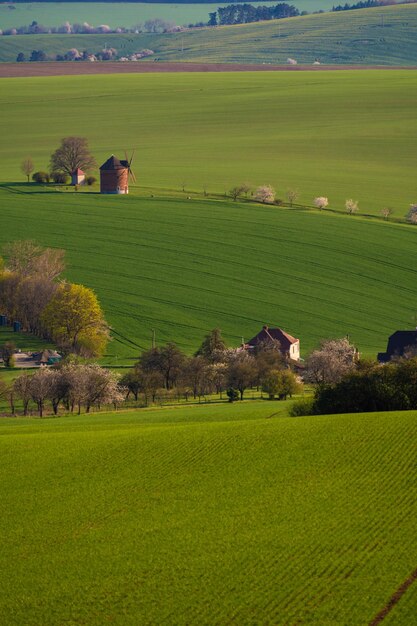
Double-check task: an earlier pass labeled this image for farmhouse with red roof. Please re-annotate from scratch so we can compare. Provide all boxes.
[246,325,300,361]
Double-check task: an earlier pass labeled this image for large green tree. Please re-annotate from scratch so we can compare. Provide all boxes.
[41,282,108,357]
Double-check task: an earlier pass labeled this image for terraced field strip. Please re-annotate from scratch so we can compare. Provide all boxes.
[1,408,417,624]
[0,0,338,30]
[1,4,417,64]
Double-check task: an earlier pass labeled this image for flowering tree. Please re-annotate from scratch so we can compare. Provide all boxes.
[314,197,328,210]
[255,185,275,204]
[406,204,417,224]
[345,199,359,215]
[381,207,393,220]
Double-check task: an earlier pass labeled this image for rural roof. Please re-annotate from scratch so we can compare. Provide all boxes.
[378,330,417,362]
[72,168,85,175]
[247,325,299,351]
[99,155,129,171]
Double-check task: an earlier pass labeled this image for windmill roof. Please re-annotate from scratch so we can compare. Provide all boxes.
[99,155,129,171]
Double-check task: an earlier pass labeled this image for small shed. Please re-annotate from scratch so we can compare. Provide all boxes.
[71,168,85,186]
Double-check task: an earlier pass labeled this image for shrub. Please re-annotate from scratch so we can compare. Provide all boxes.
[85,176,96,186]
[32,171,50,184]
[289,397,315,417]
[50,171,68,184]
[226,388,240,402]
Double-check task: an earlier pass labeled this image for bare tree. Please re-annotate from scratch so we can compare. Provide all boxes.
[21,157,34,182]
[345,199,359,215]
[254,185,275,204]
[50,136,96,176]
[30,368,56,417]
[380,207,393,220]
[286,188,299,207]
[314,197,328,210]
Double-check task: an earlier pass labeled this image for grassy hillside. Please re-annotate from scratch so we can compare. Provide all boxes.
[1,4,417,64]
[0,72,416,212]
[0,71,416,360]
[2,188,417,361]
[1,405,417,624]
[0,0,337,30]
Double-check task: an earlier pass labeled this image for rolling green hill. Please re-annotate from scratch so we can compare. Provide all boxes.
[1,405,417,624]
[0,0,337,31]
[1,3,417,64]
[1,71,416,361]
[2,189,417,362]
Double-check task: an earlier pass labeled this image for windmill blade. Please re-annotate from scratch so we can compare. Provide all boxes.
[129,149,135,167]
[124,150,129,163]
[129,168,137,183]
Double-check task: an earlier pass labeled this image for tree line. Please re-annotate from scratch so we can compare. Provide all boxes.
[208,3,299,26]
[0,329,302,416]
[0,241,108,358]
[3,18,182,37]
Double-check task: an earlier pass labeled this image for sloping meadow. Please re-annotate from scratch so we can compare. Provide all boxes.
[1,405,417,624]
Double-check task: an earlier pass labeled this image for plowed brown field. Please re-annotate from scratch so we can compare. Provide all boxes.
[1,61,416,77]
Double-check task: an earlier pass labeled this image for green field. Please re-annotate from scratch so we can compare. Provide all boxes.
[1,404,417,624]
[0,0,339,30]
[1,71,416,361]
[1,4,417,64]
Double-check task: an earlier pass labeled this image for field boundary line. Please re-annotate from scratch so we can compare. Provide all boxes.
[369,566,417,625]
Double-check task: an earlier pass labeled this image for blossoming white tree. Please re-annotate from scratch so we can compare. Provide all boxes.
[314,197,328,210]
[255,185,275,204]
[406,204,417,224]
[345,199,359,215]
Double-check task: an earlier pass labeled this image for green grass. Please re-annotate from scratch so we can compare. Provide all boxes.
[0,325,54,352]
[1,3,417,64]
[0,0,338,31]
[1,71,417,362]
[1,404,417,624]
[2,188,417,363]
[0,71,416,212]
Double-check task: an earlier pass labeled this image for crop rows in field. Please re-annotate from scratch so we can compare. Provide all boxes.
[1,407,417,623]
[1,188,417,362]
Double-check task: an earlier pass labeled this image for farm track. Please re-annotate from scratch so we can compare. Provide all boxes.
[1,61,416,78]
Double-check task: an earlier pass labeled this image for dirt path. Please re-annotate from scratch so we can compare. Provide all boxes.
[369,566,417,625]
[1,61,416,78]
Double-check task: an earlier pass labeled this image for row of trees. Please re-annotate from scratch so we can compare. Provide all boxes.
[120,330,300,404]
[332,0,401,11]
[0,241,108,357]
[210,3,300,26]
[16,47,155,63]
[4,18,182,37]
[1,364,122,417]
[230,185,416,221]
[0,329,302,416]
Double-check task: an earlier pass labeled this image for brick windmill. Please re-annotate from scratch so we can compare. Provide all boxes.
[99,151,136,194]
